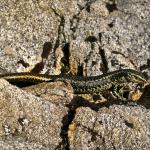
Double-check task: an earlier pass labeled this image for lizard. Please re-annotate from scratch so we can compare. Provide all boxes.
[0,69,148,102]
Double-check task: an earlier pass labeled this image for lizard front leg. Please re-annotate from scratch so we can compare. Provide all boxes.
[111,84,130,101]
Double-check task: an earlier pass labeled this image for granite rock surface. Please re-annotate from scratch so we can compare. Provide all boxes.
[69,106,150,149]
[0,0,150,149]
[0,79,69,149]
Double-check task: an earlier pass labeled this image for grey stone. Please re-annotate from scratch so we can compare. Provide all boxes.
[69,106,150,150]
[68,0,150,75]
[0,139,49,150]
[23,81,74,106]
[0,0,150,149]
[0,79,68,149]
[0,0,59,74]
[1,0,149,76]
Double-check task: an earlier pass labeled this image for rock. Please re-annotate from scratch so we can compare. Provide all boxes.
[69,106,150,149]
[0,139,49,150]
[23,81,74,106]
[0,79,69,149]
[68,0,150,75]
[0,0,60,74]
[1,0,149,76]
[0,0,150,149]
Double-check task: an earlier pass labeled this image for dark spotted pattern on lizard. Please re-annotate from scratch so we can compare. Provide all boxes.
[0,69,148,102]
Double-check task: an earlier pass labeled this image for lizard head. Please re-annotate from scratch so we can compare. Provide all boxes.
[126,69,149,86]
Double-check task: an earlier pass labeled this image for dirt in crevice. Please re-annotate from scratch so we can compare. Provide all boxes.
[99,47,109,73]
[98,32,109,73]
[105,1,118,13]
[17,59,29,68]
[61,43,71,75]
[31,61,45,73]
[58,107,76,149]
[51,7,67,74]
[85,36,98,43]
[77,65,83,76]
[41,42,53,59]
[58,96,105,149]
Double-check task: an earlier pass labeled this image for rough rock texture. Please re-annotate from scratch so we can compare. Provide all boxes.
[0,0,68,75]
[0,0,150,149]
[0,79,69,149]
[69,106,150,149]
[23,81,74,106]
[0,0,149,75]
[0,139,49,150]
[68,0,150,75]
